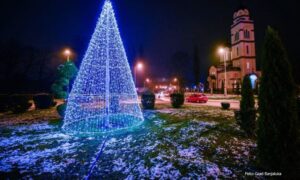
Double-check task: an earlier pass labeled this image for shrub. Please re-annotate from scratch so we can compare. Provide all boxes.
[239,75,256,136]
[33,93,57,109]
[221,102,230,110]
[10,95,32,114]
[57,103,67,117]
[141,91,155,109]
[0,95,11,112]
[52,61,78,99]
[170,93,184,108]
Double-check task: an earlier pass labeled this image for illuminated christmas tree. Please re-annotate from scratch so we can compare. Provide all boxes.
[63,0,144,134]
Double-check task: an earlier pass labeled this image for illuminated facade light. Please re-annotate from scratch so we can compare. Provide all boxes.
[249,74,258,89]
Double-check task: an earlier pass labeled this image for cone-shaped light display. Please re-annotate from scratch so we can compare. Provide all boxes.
[63,0,144,134]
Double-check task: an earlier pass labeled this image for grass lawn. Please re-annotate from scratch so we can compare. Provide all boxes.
[0,104,258,179]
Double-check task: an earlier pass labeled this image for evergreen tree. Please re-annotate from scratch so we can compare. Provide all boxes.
[257,26,299,177]
[51,61,78,99]
[239,75,255,136]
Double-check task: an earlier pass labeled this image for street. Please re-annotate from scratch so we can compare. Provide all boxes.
[157,96,240,110]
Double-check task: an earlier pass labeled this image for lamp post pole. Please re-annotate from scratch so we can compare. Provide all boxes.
[64,49,72,96]
[134,62,143,88]
[173,78,179,92]
[64,49,71,62]
[144,78,150,88]
[218,47,228,96]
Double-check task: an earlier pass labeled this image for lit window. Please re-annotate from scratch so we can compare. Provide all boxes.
[247,62,250,69]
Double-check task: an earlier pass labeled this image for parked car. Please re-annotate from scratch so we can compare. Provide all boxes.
[186,94,208,103]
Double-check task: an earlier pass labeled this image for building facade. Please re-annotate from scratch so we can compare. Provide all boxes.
[207,7,260,93]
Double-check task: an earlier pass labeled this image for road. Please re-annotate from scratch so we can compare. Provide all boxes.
[157,97,240,110]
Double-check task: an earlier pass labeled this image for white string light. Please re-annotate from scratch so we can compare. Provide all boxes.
[63,0,144,134]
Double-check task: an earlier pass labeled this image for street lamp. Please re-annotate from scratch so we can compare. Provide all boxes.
[173,77,179,91]
[144,78,150,88]
[134,62,143,87]
[64,49,72,61]
[218,47,227,96]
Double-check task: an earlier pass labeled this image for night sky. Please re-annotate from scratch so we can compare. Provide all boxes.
[1,0,299,84]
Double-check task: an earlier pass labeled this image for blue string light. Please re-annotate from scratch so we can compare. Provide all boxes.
[63,0,144,134]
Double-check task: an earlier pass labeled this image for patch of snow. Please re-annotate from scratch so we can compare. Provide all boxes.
[206,163,221,178]
[222,167,232,176]
[178,146,198,159]
[164,126,176,131]
[149,163,181,179]
[112,158,127,172]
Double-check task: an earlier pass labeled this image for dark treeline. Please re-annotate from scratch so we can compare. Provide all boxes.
[0,39,65,94]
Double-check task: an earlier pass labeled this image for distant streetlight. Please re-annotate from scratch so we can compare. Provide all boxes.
[64,49,72,61]
[144,78,150,88]
[173,77,179,90]
[218,48,225,55]
[134,62,144,87]
[218,47,227,96]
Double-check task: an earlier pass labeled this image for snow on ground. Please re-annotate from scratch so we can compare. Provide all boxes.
[0,121,106,178]
[0,107,257,178]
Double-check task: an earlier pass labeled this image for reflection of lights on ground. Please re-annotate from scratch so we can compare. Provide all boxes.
[156,92,166,99]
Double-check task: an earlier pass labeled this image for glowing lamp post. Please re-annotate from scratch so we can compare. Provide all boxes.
[63,49,72,94]
[64,49,72,62]
[144,78,150,88]
[218,47,227,96]
[134,62,143,88]
[173,77,179,91]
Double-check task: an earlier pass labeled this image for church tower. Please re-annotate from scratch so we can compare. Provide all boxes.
[207,4,260,93]
[231,7,256,78]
